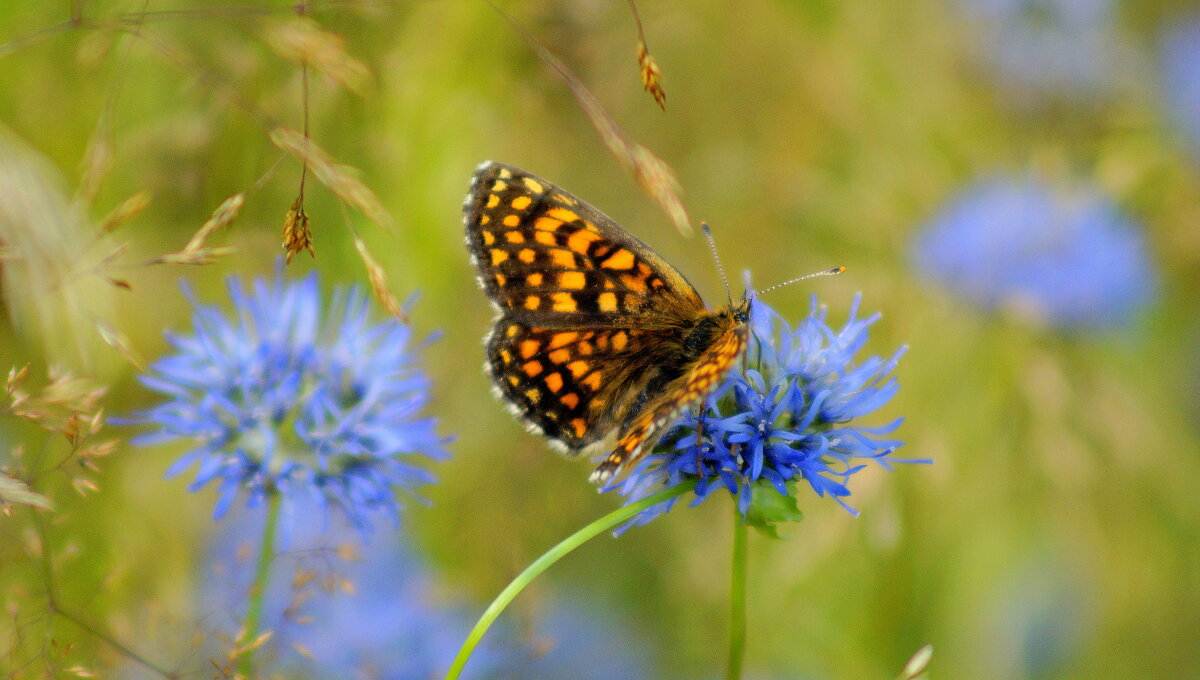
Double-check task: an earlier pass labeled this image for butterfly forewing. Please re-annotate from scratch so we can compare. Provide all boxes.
[464,162,705,326]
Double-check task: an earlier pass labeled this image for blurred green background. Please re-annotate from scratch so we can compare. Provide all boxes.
[1,0,1198,678]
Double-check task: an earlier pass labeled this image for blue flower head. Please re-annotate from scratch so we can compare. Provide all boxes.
[910,176,1156,330]
[608,294,916,532]
[127,271,448,534]
[1160,15,1200,158]
[959,0,1120,99]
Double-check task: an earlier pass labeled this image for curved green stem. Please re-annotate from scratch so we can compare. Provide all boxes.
[444,481,695,680]
[726,508,748,680]
[237,491,282,677]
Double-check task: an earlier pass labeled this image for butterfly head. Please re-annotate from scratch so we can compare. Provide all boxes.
[714,297,751,331]
[705,298,751,348]
[732,296,751,324]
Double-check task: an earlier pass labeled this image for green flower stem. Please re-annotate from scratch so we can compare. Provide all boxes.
[726,507,748,680]
[237,490,282,677]
[445,481,696,680]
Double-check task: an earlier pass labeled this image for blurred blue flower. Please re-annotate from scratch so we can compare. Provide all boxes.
[204,501,653,679]
[204,500,508,679]
[993,555,1092,678]
[608,295,913,531]
[959,0,1120,99]
[126,271,448,533]
[518,599,655,680]
[910,176,1156,330]
[1160,15,1200,156]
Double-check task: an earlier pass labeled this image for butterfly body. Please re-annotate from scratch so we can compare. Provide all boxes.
[463,161,748,483]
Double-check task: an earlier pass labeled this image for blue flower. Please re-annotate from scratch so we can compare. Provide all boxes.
[957,0,1120,99]
[1160,15,1200,157]
[202,500,653,679]
[516,599,656,680]
[993,554,1091,678]
[125,271,448,533]
[910,176,1156,330]
[608,295,913,531]
[203,499,509,679]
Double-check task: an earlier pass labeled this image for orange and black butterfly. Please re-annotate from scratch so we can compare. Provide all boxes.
[463,161,749,484]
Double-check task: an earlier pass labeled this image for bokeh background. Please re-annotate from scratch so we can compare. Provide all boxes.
[2,0,1199,678]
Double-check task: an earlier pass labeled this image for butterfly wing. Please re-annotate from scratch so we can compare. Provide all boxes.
[464,161,705,327]
[590,317,747,483]
[485,322,677,451]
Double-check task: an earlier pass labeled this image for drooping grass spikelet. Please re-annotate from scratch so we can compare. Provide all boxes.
[283,196,315,263]
[636,41,666,110]
[98,190,151,234]
[354,235,408,323]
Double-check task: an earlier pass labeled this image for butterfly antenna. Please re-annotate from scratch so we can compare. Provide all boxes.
[750,266,847,300]
[701,222,733,306]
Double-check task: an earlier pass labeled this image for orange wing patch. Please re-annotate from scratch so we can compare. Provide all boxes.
[600,249,636,270]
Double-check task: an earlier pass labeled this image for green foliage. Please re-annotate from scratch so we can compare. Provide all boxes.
[744,480,805,539]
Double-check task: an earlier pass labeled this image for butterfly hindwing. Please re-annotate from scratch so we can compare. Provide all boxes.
[486,321,675,452]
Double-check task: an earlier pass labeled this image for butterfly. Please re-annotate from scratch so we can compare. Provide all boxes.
[463,161,750,484]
